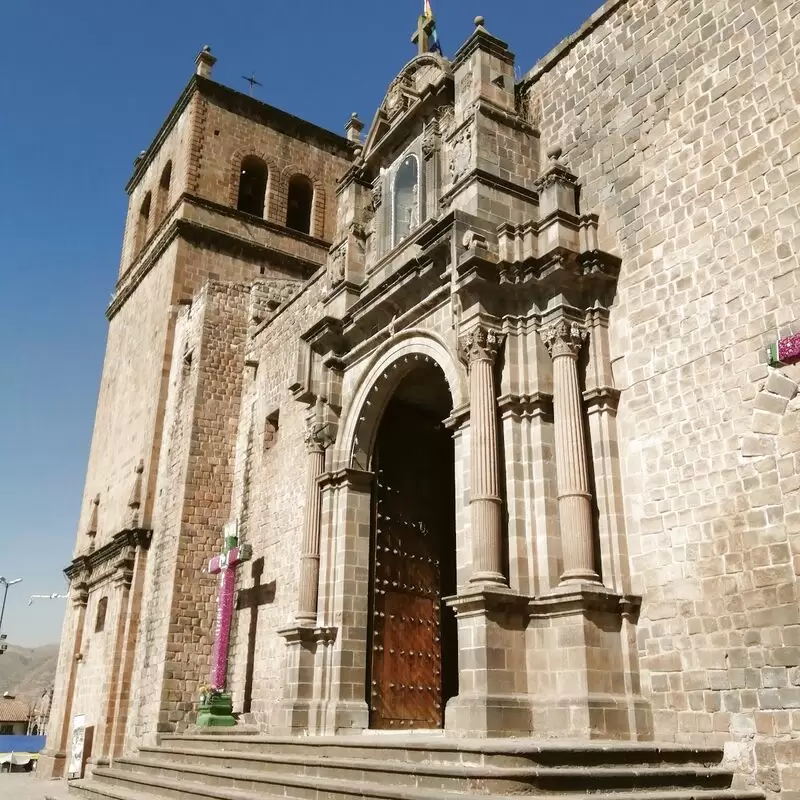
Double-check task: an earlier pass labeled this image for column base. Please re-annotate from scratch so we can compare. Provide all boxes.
[445,586,532,738]
[195,693,236,728]
[270,624,337,735]
[527,583,652,740]
[322,699,370,734]
[35,750,67,780]
[445,693,532,738]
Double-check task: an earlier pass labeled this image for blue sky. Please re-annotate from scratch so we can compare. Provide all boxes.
[0,0,602,648]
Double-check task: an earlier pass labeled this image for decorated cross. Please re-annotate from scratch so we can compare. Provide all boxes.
[767,331,800,367]
[208,520,251,692]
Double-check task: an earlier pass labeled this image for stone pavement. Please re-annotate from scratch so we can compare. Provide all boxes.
[0,773,71,799]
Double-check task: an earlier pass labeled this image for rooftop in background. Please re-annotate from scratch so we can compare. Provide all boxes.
[0,694,30,723]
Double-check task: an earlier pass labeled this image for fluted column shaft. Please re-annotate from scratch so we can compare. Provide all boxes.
[295,431,327,624]
[542,320,600,585]
[459,326,506,585]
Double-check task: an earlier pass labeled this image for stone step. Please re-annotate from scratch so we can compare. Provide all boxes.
[67,775,254,800]
[81,766,768,800]
[134,746,735,794]
[66,779,181,800]
[157,734,726,769]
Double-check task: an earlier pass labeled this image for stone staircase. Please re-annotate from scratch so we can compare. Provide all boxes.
[62,733,765,800]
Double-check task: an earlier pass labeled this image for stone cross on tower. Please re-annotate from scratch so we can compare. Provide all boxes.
[412,13,435,55]
[197,519,251,727]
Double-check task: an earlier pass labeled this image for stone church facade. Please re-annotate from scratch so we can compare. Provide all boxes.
[40,1,800,797]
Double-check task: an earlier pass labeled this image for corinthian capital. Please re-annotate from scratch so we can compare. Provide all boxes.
[304,422,328,453]
[540,319,588,359]
[458,325,505,368]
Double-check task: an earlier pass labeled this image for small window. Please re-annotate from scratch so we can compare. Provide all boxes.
[286,175,313,235]
[135,191,152,254]
[94,596,108,633]
[157,161,172,220]
[237,156,268,217]
[0,724,12,735]
[392,154,419,247]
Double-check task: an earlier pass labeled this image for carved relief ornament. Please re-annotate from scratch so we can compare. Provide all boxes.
[448,127,473,185]
[329,242,346,288]
[540,320,588,359]
[458,326,505,367]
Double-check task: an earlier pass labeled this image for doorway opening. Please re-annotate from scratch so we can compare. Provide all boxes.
[366,362,457,730]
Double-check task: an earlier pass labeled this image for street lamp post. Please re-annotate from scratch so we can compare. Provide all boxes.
[0,577,23,647]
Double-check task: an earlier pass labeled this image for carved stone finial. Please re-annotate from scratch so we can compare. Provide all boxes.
[195,44,217,78]
[345,112,364,143]
[475,15,486,28]
[127,459,145,528]
[86,494,100,552]
[547,144,563,163]
[540,319,588,359]
[458,326,505,368]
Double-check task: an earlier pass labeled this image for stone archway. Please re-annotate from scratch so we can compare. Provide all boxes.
[366,360,458,730]
[319,332,466,734]
[336,330,467,473]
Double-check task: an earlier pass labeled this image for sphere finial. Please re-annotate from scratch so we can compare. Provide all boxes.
[474,15,485,28]
[547,145,563,162]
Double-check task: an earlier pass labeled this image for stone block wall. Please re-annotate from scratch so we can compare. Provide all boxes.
[125,281,249,748]
[193,93,351,241]
[522,0,800,789]
[77,242,179,553]
[68,578,115,756]
[226,272,327,728]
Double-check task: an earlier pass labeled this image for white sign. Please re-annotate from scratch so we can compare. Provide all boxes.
[67,714,86,780]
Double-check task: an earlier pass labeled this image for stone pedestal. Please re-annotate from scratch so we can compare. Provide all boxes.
[271,625,336,735]
[444,586,531,737]
[526,584,652,740]
[196,693,236,728]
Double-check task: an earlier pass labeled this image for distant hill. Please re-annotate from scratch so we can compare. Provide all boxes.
[0,644,59,702]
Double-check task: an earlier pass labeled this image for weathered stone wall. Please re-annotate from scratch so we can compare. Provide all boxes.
[125,281,250,748]
[523,0,800,790]
[77,242,179,552]
[68,581,115,754]
[226,273,327,728]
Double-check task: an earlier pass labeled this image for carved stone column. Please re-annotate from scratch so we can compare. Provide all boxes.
[458,325,506,585]
[296,423,327,624]
[541,319,600,585]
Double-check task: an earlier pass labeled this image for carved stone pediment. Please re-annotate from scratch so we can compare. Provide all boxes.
[362,53,453,163]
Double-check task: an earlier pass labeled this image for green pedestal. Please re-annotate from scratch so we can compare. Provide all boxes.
[196,693,236,727]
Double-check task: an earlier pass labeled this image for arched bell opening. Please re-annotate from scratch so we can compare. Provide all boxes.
[365,361,458,730]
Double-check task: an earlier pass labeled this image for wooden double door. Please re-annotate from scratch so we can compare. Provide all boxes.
[367,398,457,730]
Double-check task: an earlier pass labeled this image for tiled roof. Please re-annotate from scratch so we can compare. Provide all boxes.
[0,698,30,722]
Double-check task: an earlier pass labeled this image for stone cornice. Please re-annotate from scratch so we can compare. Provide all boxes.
[318,468,374,494]
[441,167,539,210]
[497,392,554,421]
[583,386,621,415]
[65,529,152,581]
[451,27,515,70]
[475,98,538,136]
[108,194,326,321]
